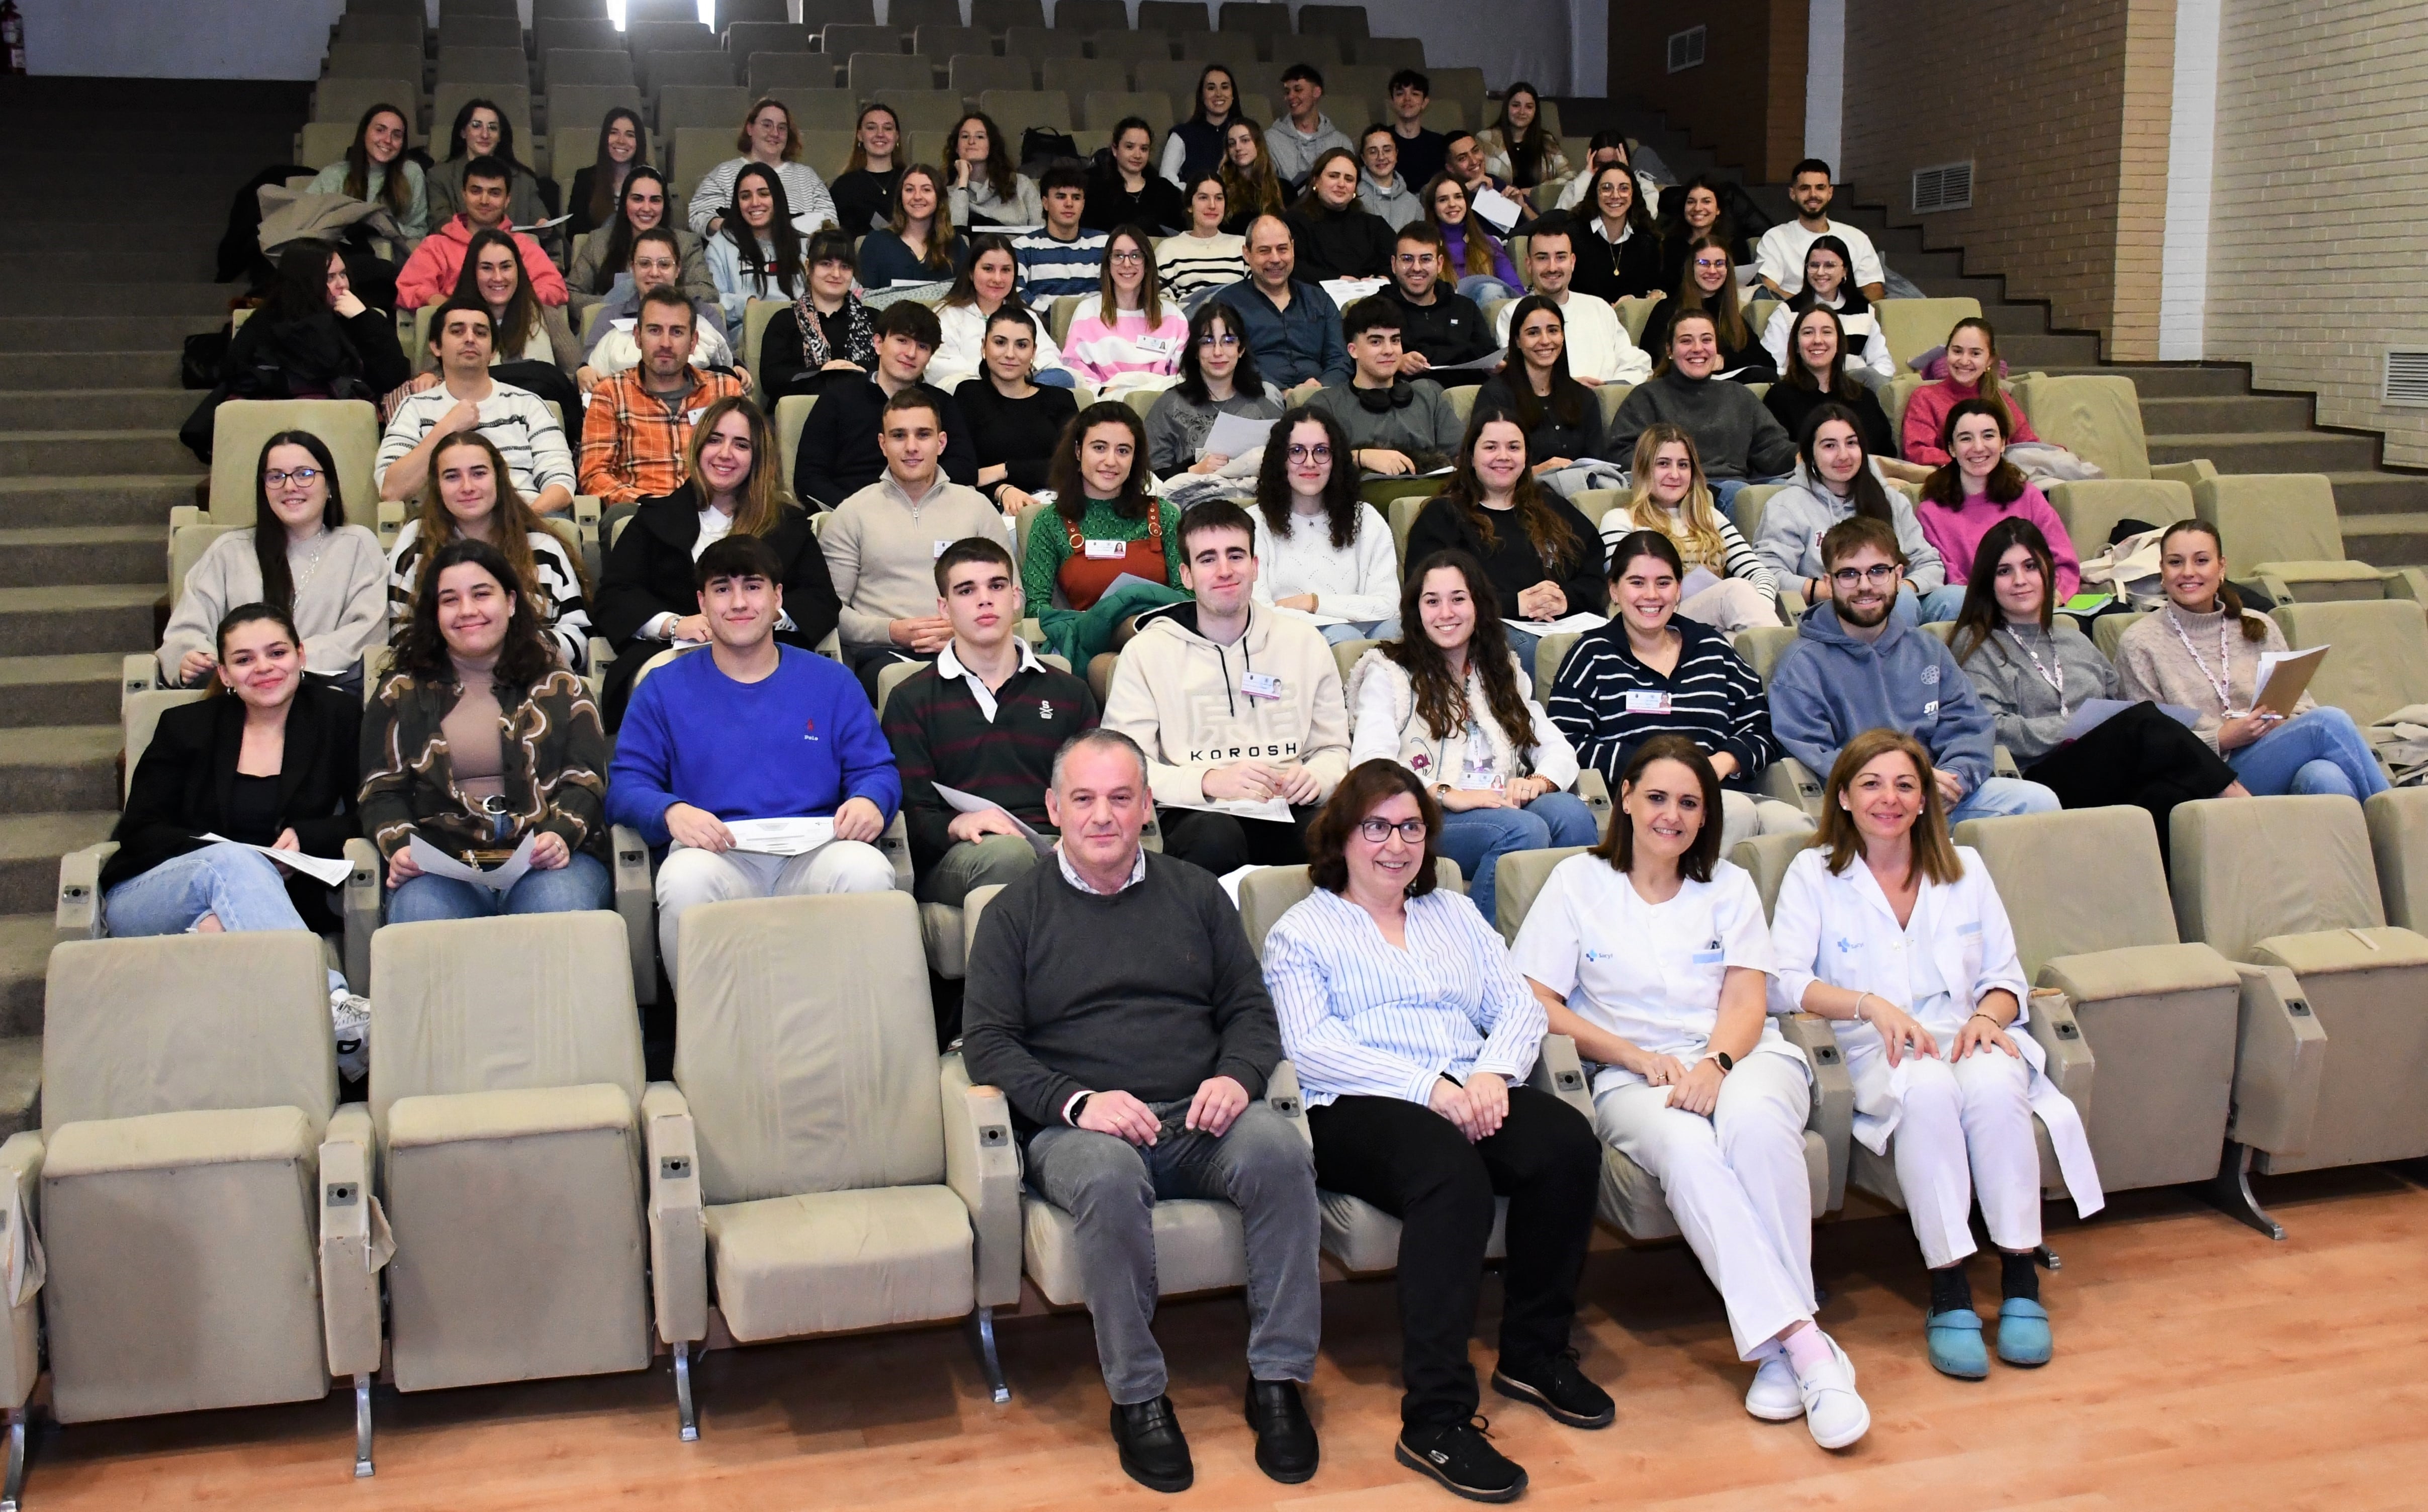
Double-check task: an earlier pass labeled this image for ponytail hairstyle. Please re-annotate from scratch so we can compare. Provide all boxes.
[2161,517,2268,641]
[1794,402,1899,526]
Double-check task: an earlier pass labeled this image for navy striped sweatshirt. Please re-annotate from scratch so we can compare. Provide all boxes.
[881,654,1098,880]
[1545,615,1780,787]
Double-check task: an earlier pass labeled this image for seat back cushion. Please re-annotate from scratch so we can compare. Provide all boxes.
[369,911,643,1132]
[2044,478,2192,563]
[2036,943,2242,1192]
[1954,805,2180,974]
[2195,472,2344,566]
[1492,844,1593,939]
[1236,859,1461,959]
[2170,794,2386,961]
[2366,787,2428,931]
[2276,598,2428,727]
[43,932,335,1136]
[2013,373,2152,481]
[678,891,946,1204]
[1729,831,1812,920]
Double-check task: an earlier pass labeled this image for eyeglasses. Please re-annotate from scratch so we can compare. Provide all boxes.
[1287,443,1332,462]
[1108,249,1145,264]
[1356,817,1427,843]
[1830,563,1901,588]
[264,467,323,488]
[1196,333,1240,349]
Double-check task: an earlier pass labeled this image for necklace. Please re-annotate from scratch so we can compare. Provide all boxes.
[2165,604,2237,714]
[289,530,332,595]
[2003,623,2067,718]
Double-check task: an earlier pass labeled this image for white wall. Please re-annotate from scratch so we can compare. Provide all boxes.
[25,0,346,78]
[1803,0,1842,166]
[2157,0,2218,360]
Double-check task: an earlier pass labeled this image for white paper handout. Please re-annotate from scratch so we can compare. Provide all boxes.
[1469,185,1523,232]
[1519,612,1611,635]
[1270,605,1351,628]
[407,833,536,892]
[933,783,1058,857]
[1318,277,1389,308]
[201,834,354,887]
[1166,795,1295,823]
[724,817,837,856]
[1200,408,1277,461]
[1426,349,1511,373]
[2251,645,2328,716]
[1680,566,1722,600]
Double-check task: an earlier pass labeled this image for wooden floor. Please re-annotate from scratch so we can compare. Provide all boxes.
[23,1166,2428,1510]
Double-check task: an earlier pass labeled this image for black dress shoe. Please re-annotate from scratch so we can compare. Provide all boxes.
[1395,1416,1527,1503]
[1111,1395,1193,1493]
[1244,1377,1319,1483]
[1491,1348,1615,1429]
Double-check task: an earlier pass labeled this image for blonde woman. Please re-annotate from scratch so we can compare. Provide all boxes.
[1597,424,1781,630]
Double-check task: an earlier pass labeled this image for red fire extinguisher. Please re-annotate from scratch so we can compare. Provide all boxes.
[0,1,24,76]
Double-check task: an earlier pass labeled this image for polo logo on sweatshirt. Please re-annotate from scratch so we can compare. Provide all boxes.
[803,718,820,741]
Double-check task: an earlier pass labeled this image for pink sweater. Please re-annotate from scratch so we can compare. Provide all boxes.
[1916,483,2081,601]
[1061,306,1188,387]
[1902,377,2038,466]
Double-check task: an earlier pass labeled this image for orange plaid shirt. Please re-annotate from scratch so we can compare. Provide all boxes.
[576,367,749,504]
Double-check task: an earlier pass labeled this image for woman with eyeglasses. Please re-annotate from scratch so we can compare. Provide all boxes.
[1251,408,1399,644]
[1144,300,1282,476]
[1640,235,1775,387]
[1752,404,1945,625]
[160,431,387,690]
[1061,226,1189,396]
[1263,759,1608,1504]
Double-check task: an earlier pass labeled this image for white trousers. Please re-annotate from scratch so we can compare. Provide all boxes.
[1720,789,1816,857]
[655,840,895,987]
[1859,1048,2041,1269]
[1680,577,1785,633]
[1594,1053,1816,1360]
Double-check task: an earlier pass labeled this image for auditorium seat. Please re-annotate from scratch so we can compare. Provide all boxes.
[535,17,622,61]
[550,81,647,145]
[766,85,858,130]
[950,54,1034,97]
[1091,29,1174,63]
[201,399,382,529]
[1136,0,1211,30]
[647,50,744,94]
[850,51,938,94]
[1081,89,1174,133]
[2366,788,2428,931]
[1297,4,1370,40]
[820,22,902,59]
[533,0,609,17]
[435,13,522,52]
[336,11,425,48]
[435,45,531,89]
[980,88,1073,138]
[914,25,993,63]
[626,0,699,25]
[1005,25,1088,61]
[2011,372,2214,487]
[368,912,655,1395]
[2195,473,2428,604]
[545,48,639,89]
[800,0,876,32]
[654,892,1020,1426]
[1871,296,1980,371]
[2044,477,2191,565]
[323,41,424,85]
[658,83,752,137]
[750,54,844,90]
[312,75,422,132]
[872,87,962,133]
[1347,34,1423,68]
[716,0,790,26]
[974,0,1051,33]
[887,0,960,34]
[726,21,808,61]
[2273,598,2428,730]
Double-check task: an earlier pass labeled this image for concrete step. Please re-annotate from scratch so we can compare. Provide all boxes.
[12,222,225,257]
[0,283,236,318]
[0,431,201,479]
[0,315,224,353]
[0,476,198,528]
[2327,471,2428,518]
[2002,331,2103,366]
[0,726,124,816]
[2340,512,2428,568]
[0,812,115,916]
[0,916,51,1040]
[0,586,160,660]
[2046,364,2252,399]
[0,654,139,729]
[0,249,215,284]
[2139,394,2316,435]
[1908,274,2012,305]
[0,352,187,390]
[1974,302,2049,335]
[0,526,166,591]
[2150,430,2381,475]
[0,389,198,432]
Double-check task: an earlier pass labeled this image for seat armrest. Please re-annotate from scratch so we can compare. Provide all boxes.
[342,837,382,995]
[2151,458,2216,487]
[2384,567,2428,605]
[318,1104,391,1379]
[2023,988,2094,1125]
[1992,744,2022,781]
[1573,769,1612,836]
[1759,758,1824,819]
[940,1054,1022,1310]
[55,841,117,945]
[573,495,604,585]
[1778,585,1808,617]
[612,824,656,1007]
[1018,616,1044,648]
[0,1132,44,1410]
[815,627,843,663]
[1776,1012,1852,1213]
[375,498,406,548]
[1265,1058,1312,1149]
[642,1081,707,1344]
[1526,1033,1593,1120]
[120,652,158,701]
[879,811,914,893]
[2251,570,2295,607]
[2226,963,2328,1158]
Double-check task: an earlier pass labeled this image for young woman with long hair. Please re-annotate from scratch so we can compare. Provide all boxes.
[1475,294,1603,471]
[568,166,716,314]
[1656,174,1749,292]
[1771,728,2104,1380]
[1163,64,1245,187]
[1348,548,1598,923]
[432,227,583,421]
[1760,235,1890,383]
[1913,397,2081,622]
[830,102,906,235]
[685,96,838,240]
[1600,425,1781,630]
[953,303,1078,515]
[568,106,646,240]
[1902,316,2041,467]
[704,161,809,324]
[1571,161,1663,302]
[205,240,411,421]
[855,163,966,289]
[1086,116,1188,234]
[757,226,875,400]
[1420,172,1521,304]
[1061,226,1189,395]
[1751,402,1946,621]
[1475,82,1569,191]
[944,111,1041,227]
[427,98,547,235]
[1404,408,1605,666]
[928,233,1073,391]
[1023,401,1189,664]
[1284,147,1395,281]
[1761,305,1912,471]
[1144,298,1280,475]
[1249,406,1398,643]
[307,102,426,245]
[1155,173,1250,303]
[387,429,591,669]
[1217,118,1285,235]
[1640,233,1772,381]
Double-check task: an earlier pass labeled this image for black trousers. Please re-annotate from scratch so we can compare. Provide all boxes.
[846,643,934,706]
[1306,1087,1602,1427]
[1155,805,1318,875]
[2023,700,2238,865]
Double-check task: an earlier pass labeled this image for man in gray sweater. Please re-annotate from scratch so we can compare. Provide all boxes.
[1308,298,1466,476]
[961,727,1321,1494]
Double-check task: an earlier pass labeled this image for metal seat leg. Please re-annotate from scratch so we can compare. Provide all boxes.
[2204,1139,2286,1241]
[352,1373,374,1478]
[970,1306,1009,1404]
[674,1340,699,1442]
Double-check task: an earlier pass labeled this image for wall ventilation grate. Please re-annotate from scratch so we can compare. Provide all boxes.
[1912,160,1974,214]
[2385,350,2428,408]
[1666,26,1705,73]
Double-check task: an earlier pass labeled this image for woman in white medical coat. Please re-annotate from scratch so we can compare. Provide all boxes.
[1769,727,2103,1379]
[1508,734,1869,1450]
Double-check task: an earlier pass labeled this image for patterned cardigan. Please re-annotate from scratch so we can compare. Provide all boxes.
[359,665,613,863]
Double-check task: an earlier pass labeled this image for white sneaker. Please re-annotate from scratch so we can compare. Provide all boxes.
[1793,1335,1870,1450]
[1744,1346,1805,1422]
[330,991,371,1082]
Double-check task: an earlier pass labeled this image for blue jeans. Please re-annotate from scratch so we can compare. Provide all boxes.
[2226,707,2390,800]
[103,842,344,994]
[1947,775,2061,825]
[1456,274,1521,306]
[1320,617,1397,646]
[386,850,611,922]
[1916,584,1969,623]
[1438,791,1601,928]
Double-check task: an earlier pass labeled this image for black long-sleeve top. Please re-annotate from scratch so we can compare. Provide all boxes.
[1404,490,1608,623]
[789,376,980,508]
[952,377,1080,501]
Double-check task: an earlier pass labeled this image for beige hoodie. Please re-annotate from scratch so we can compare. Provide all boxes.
[1103,603,1354,807]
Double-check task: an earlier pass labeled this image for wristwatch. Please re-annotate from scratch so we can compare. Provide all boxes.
[1713,1051,1735,1074]
[1068,1093,1092,1125]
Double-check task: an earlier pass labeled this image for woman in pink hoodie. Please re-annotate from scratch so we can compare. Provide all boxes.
[1902,316,2038,466]
[1913,397,2080,621]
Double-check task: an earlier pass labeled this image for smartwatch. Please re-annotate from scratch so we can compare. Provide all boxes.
[1068,1093,1093,1125]
[1713,1051,1735,1074]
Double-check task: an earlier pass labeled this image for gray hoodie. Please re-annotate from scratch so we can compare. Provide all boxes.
[1359,172,1423,230]
[1769,601,1996,791]
[1752,460,1947,594]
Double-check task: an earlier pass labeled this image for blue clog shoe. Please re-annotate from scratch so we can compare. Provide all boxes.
[1924,1309,1989,1379]
[1996,1297,2052,1366]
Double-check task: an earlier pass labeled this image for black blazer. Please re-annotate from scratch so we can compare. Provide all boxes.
[102,681,362,931]
[591,484,842,725]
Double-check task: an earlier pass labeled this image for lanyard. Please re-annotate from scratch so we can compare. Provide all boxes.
[2003,626,2067,720]
[2165,608,2237,714]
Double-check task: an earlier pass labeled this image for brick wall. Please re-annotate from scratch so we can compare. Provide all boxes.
[2207,0,2428,466]
[1609,0,1807,183]
[1840,0,2175,361]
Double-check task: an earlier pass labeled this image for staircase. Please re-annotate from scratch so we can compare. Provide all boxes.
[1559,95,2428,566]
[0,77,310,1135]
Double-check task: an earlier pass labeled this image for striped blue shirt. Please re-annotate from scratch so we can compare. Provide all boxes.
[1013,228,1110,301]
[1264,887,1547,1108]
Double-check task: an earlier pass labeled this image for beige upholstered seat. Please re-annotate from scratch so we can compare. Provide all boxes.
[205,398,382,529]
[2196,474,2428,605]
[2273,598,2428,731]
[653,892,1019,1427]
[0,932,387,1493]
[369,912,652,1396]
[1735,626,1825,817]
[2172,796,2427,1184]
[2366,788,2428,931]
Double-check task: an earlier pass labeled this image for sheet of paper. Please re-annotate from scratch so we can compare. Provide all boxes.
[408,832,535,892]
[1469,185,1522,231]
[1318,276,1388,308]
[1200,408,1276,460]
[1680,566,1722,600]
[1733,262,1760,287]
[1101,571,1166,599]
[1165,794,1295,823]
[518,213,575,230]
[932,784,1058,858]
[2058,592,2113,613]
[200,834,353,887]
[1426,349,1510,372]
[1269,604,1351,628]
[2059,698,2201,743]
[1518,612,1611,636]
[724,817,836,856]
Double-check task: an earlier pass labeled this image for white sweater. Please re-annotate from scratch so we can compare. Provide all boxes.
[685,158,838,241]
[1494,289,1650,386]
[159,525,388,682]
[1346,647,1581,790]
[1250,503,1401,625]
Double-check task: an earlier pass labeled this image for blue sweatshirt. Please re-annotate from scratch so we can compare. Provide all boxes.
[1768,602,1996,793]
[607,645,903,845]
[1213,277,1352,389]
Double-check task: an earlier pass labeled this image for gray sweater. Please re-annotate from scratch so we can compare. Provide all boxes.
[962,849,1283,1139]
[1308,379,1464,471]
[1955,618,2118,764]
[1143,385,1284,475]
[1751,463,1948,594]
[1608,368,1799,481]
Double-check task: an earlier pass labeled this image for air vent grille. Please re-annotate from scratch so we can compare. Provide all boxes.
[1912,160,1974,213]
[2384,349,2428,407]
[1666,26,1705,73]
